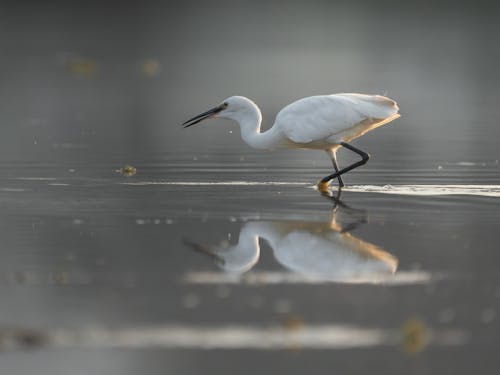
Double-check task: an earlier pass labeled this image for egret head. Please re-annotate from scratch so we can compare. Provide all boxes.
[182,96,258,128]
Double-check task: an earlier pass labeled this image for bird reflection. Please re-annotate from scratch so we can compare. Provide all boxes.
[184,191,398,283]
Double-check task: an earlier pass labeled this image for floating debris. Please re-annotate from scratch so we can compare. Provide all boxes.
[141,59,161,77]
[282,317,305,352]
[49,271,70,285]
[282,316,305,331]
[117,165,137,177]
[65,59,98,77]
[0,328,47,351]
[401,318,430,354]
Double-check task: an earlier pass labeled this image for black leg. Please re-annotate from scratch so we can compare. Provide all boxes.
[319,188,368,233]
[320,142,370,184]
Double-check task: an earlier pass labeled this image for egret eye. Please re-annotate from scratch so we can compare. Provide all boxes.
[222,102,228,109]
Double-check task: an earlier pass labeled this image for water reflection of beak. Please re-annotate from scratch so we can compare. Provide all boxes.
[182,238,226,266]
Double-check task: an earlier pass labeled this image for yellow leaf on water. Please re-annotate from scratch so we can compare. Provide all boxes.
[65,59,98,77]
[401,318,430,355]
[117,165,137,177]
[141,59,161,77]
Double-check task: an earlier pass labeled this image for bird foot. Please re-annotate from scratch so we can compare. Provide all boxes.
[316,180,344,195]
[316,180,330,193]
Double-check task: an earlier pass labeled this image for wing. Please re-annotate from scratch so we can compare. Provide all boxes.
[274,93,399,145]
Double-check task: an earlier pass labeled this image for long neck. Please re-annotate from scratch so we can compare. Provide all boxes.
[235,105,279,150]
[220,224,260,273]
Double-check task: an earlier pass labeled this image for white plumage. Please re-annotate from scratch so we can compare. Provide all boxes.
[183,93,400,189]
[185,219,398,283]
[275,94,399,147]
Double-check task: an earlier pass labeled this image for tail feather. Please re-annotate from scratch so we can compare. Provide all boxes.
[369,95,399,118]
[336,93,400,119]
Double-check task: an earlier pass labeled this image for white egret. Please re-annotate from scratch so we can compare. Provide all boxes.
[183,93,400,190]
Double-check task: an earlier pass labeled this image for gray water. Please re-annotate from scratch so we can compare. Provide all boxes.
[1,1,500,374]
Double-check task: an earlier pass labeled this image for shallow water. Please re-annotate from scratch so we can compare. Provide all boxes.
[0,159,499,373]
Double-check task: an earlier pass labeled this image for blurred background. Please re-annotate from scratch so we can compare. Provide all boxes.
[1,0,499,167]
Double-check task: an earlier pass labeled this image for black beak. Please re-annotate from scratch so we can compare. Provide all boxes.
[182,104,224,128]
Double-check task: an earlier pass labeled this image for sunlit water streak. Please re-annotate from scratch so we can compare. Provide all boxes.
[121,181,309,186]
[0,324,466,351]
[181,270,436,285]
[120,182,500,197]
[7,177,58,181]
[344,185,500,197]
